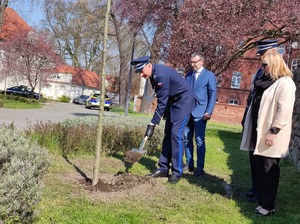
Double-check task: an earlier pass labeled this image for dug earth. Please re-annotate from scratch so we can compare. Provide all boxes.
[81,172,153,192]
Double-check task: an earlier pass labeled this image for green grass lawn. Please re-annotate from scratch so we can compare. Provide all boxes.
[35,121,300,224]
[110,104,152,118]
[0,97,44,109]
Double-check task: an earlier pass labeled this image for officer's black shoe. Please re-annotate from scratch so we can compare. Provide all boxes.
[147,170,168,178]
[167,175,180,184]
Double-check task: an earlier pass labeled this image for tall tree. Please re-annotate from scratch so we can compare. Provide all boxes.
[0,0,8,30]
[110,2,132,108]
[43,0,108,72]
[1,30,61,96]
[167,0,300,75]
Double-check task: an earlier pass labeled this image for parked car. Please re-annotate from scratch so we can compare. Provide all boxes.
[85,93,111,111]
[73,94,89,105]
[5,85,41,99]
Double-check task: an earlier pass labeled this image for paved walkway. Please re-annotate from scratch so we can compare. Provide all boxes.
[0,102,118,130]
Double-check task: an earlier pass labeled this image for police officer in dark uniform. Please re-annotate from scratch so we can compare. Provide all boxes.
[131,56,197,184]
[241,40,278,202]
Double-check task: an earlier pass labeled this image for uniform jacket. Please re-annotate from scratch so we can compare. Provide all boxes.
[240,77,296,158]
[150,64,196,125]
[185,68,217,118]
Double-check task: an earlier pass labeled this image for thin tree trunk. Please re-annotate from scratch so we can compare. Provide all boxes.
[92,0,111,186]
[139,22,166,114]
[0,0,9,32]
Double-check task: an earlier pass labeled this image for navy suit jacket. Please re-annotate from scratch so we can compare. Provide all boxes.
[150,64,196,125]
[185,68,217,118]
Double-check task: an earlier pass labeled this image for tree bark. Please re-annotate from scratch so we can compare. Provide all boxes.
[0,0,9,32]
[110,7,130,108]
[139,21,167,114]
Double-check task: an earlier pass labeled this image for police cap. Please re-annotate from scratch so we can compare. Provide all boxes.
[131,56,150,73]
[256,39,278,55]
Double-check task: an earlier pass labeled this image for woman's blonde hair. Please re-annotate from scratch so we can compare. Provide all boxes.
[262,52,293,80]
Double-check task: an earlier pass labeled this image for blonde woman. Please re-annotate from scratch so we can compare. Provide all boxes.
[241,52,296,216]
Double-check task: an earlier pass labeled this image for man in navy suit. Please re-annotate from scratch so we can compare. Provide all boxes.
[131,56,196,184]
[184,53,217,176]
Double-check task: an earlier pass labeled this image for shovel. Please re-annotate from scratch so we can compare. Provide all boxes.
[124,136,148,164]
[131,136,148,154]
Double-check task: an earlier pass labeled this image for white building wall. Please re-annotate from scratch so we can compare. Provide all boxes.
[0,71,99,101]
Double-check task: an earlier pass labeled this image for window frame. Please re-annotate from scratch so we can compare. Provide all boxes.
[228,99,239,105]
[231,71,242,89]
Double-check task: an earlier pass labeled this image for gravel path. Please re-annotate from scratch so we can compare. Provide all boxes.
[0,102,119,130]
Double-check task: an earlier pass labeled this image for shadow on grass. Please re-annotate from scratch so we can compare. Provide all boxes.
[71,112,99,117]
[184,172,229,197]
[218,130,249,196]
[71,112,120,117]
[111,151,160,174]
[63,155,92,183]
[218,128,300,223]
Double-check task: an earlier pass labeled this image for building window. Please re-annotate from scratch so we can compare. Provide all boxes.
[291,58,300,71]
[228,99,239,105]
[231,72,242,89]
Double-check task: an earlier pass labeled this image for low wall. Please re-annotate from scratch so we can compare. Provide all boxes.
[133,95,245,125]
[211,103,245,125]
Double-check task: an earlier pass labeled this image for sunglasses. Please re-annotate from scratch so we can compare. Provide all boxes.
[262,63,268,68]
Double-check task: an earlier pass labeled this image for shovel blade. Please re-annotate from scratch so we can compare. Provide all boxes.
[130,136,148,154]
[130,147,146,154]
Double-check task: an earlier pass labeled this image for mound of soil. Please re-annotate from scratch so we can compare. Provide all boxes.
[81,172,155,192]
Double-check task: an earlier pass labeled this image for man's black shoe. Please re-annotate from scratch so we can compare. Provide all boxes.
[188,166,195,172]
[147,170,168,178]
[194,169,205,177]
[167,175,180,184]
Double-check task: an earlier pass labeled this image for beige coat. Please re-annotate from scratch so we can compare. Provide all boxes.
[240,77,296,158]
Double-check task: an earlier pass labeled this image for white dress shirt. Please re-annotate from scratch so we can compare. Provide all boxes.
[194,67,204,80]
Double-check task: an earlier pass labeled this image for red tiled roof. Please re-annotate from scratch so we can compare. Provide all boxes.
[0,8,32,40]
[56,65,100,89]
